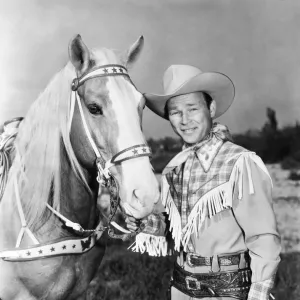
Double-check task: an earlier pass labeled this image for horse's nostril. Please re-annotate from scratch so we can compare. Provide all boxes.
[133,189,138,198]
[133,189,146,207]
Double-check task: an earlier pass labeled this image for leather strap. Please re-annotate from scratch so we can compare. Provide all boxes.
[185,251,249,268]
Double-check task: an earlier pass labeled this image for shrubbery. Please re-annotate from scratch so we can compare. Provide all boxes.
[148,108,300,172]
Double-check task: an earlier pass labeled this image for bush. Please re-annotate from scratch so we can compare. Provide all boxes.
[273,252,300,300]
[151,152,176,173]
[281,152,300,170]
[288,171,300,181]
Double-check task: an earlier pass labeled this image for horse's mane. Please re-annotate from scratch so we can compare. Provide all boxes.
[2,46,139,231]
[4,62,88,229]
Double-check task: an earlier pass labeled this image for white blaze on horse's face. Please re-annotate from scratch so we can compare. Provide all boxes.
[107,77,159,219]
[69,35,159,219]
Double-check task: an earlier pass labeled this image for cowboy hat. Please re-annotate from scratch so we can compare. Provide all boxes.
[144,65,235,119]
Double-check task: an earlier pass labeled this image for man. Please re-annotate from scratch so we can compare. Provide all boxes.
[126,65,281,300]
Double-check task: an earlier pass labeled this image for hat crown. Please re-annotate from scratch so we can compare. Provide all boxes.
[163,65,203,94]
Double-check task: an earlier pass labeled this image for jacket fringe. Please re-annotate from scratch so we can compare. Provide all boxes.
[129,233,169,256]
[167,152,272,251]
[130,152,272,256]
[161,175,182,251]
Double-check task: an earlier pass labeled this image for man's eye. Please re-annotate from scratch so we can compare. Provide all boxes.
[88,104,103,115]
[170,111,179,116]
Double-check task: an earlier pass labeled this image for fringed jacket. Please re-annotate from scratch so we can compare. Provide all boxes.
[130,139,281,300]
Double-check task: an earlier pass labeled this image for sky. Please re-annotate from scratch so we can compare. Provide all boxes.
[1,0,300,139]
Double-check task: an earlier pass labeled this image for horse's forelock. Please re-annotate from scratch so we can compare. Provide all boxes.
[90,48,120,66]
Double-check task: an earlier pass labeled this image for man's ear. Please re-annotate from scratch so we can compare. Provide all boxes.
[210,100,216,118]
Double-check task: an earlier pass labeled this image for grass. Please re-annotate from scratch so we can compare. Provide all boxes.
[86,241,300,300]
[86,240,175,300]
[273,252,300,300]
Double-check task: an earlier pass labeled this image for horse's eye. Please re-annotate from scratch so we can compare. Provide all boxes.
[88,104,103,115]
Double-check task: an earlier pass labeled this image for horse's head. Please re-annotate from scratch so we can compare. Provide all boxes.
[68,35,159,219]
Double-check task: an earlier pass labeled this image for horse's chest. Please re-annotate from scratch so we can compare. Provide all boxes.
[51,244,106,300]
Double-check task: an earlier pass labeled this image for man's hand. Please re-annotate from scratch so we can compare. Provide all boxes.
[125,216,144,232]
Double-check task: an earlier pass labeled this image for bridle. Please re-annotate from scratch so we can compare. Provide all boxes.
[0,64,150,261]
[70,64,151,185]
[68,64,151,238]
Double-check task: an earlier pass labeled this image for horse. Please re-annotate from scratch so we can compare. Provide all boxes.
[0,34,160,300]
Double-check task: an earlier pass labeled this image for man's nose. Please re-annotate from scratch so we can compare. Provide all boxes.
[181,112,189,124]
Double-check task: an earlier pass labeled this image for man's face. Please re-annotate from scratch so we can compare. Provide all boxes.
[167,92,213,145]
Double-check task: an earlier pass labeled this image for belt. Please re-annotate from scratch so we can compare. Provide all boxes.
[172,262,251,299]
[184,251,250,268]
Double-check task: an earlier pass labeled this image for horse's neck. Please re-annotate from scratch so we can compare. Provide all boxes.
[57,147,99,233]
[34,147,99,242]
[0,145,99,249]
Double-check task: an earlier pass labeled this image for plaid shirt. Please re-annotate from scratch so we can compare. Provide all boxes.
[144,123,247,241]
[166,144,248,252]
[166,141,244,229]
[248,275,275,300]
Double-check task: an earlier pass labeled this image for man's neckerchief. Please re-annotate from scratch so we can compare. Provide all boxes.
[163,122,233,176]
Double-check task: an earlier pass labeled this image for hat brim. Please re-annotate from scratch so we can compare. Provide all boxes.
[144,72,235,119]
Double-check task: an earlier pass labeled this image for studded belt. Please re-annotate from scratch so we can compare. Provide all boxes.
[184,251,250,268]
[172,262,251,299]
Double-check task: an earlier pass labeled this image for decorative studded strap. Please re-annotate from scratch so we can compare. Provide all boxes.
[71,64,130,92]
[185,252,246,268]
[0,209,107,262]
[0,228,105,261]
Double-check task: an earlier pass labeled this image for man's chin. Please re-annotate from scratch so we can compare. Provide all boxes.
[182,135,200,145]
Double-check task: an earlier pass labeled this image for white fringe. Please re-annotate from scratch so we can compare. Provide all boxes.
[180,152,273,250]
[129,152,273,256]
[129,233,168,256]
[161,175,182,252]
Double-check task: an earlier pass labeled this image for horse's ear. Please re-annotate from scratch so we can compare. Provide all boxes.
[69,34,90,74]
[124,35,144,68]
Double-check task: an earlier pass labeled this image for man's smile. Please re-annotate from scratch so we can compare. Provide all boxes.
[181,127,197,134]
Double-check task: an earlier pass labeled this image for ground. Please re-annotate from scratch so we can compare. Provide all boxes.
[88,164,300,300]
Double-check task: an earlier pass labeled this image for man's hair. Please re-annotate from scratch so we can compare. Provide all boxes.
[164,92,213,119]
[203,92,213,108]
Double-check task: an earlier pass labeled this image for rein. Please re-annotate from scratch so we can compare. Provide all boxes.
[0,64,149,261]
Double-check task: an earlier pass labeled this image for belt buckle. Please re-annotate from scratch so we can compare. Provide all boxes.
[185,276,201,290]
[186,252,195,267]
